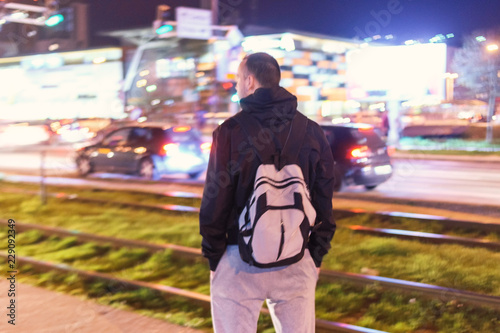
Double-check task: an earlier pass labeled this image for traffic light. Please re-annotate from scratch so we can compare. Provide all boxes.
[221,82,234,91]
[45,13,64,27]
[44,0,64,27]
[221,81,239,102]
[154,4,173,35]
[156,24,173,35]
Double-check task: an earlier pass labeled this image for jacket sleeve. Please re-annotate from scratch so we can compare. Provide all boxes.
[308,128,336,267]
[199,124,235,271]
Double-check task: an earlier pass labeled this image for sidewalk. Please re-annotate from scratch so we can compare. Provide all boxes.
[392,150,500,163]
[0,280,203,333]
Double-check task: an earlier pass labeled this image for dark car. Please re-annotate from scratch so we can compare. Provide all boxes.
[75,124,210,180]
[321,123,393,191]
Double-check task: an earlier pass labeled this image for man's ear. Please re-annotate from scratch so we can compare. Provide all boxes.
[247,74,257,91]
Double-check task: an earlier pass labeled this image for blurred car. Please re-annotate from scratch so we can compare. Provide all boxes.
[50,118,113,143]
[0,123,53,146]
[75,124,211,180]
[321,123,393,191]
[90,119,142,144]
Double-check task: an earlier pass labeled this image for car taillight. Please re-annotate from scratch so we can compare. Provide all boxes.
[357,126,373,132]
[173,126,191,132]
[162,143,179,155]
[200,142,211,153]
[349,145,370,159]
[387,145,396,156]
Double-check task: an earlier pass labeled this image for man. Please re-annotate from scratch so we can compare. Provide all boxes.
[199,52,335,333]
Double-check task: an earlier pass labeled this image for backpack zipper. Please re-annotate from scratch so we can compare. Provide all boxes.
[277,217,285,261]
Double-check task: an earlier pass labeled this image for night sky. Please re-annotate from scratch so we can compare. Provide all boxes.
[85,0,500,46]
[256,0,500,43]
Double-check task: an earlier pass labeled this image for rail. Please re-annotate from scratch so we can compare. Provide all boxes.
[2,219,499,310]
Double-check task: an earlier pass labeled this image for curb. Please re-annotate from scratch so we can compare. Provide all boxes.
[391,151,500,163]
[333,192,500,218]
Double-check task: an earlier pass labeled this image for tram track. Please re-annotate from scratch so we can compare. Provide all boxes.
[0,253,389,333]
[0,220,387,333]
[2,218,500,310]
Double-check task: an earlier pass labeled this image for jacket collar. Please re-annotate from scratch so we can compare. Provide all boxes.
[239,87,297,121]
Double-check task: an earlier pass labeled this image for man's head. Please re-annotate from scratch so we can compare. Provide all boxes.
[236,52,281,99]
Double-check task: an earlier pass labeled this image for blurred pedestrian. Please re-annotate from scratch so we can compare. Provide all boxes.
[381,109,390,137]
[195,109,208,130]
[199,52,336,333]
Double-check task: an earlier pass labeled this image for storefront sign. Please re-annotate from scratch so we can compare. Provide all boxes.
[176,7,211,40]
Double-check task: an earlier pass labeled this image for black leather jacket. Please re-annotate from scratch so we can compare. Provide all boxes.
[199,87,336,271]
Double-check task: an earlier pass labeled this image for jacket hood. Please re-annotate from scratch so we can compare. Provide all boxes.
[239,87,297,124]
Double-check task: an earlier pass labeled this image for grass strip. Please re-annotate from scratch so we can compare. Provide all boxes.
[398,137,500,153]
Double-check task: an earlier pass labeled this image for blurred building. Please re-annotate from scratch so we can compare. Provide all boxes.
[103,23,364,129]
[1,1,459,140]
[242,26,361,121]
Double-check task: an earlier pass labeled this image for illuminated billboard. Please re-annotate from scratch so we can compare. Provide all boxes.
[346,43,447,101]
[0,48,124,121]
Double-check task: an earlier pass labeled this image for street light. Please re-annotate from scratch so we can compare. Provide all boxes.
[486,43,498,143]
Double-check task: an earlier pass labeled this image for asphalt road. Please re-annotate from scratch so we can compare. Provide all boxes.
[343,157,500,207]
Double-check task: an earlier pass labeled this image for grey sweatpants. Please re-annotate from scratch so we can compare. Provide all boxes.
[210,245,319,333]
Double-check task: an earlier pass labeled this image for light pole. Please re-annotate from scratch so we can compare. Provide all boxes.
[444,72,458,101]
[211,0,219,25]
[199,0,218,24]
[486,43,498,143]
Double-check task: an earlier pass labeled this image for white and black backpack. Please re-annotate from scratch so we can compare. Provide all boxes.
[234,112,316,268]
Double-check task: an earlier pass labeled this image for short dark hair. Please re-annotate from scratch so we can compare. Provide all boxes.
[243,52,281,88]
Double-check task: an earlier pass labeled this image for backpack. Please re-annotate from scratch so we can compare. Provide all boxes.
[234,112,316,268]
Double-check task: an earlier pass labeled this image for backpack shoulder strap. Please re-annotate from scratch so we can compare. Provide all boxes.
[232,112,276,163]
[233,111,308,167]
[280,112,308,167]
